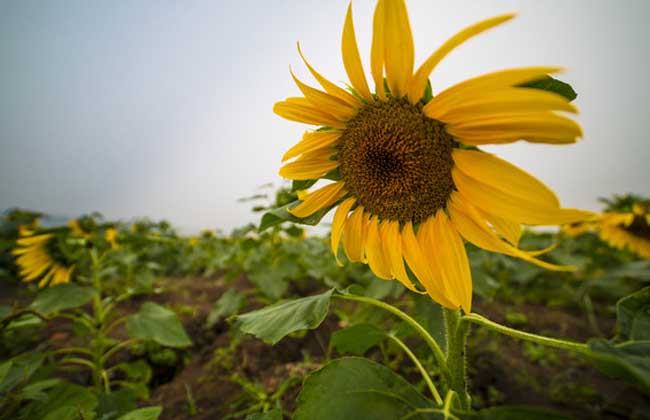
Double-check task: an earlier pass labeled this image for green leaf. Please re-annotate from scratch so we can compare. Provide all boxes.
[19,379,61,402]
[96,388,138,420]
[206,289,246,328]
[587,338,650,390]
[0,352,45,394]
[127,302,192,348]
[245,408,283,420]
[291,179,318,192]
[234,289,334,345]
[409,295,447,353]
[20,382,98,420]
[116,406,163,420]
[30,284,98,316]
[518,76,577,102]
[467,405,572,419]
[294,357,434,420]
[259,200,334,232]
[617,286,650,341]
[331,323,386,355]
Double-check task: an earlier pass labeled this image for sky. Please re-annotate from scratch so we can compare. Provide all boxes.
[1,0,649,233]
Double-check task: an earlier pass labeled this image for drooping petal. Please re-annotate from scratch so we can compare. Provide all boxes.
[380,220,423,293]
[297,43,361,108]
[365,217,392,279]
[274,97,347,129]
[452,167,592,225]
[342,3,372,101]
[279,148,339,180]
[428,88,578,123]
[383,0,414,98]
[288,182,346,218]
[448,192,575,271]
[431,211,472,312]
[331,197,356,266]
[477,208,522,246]
[402,222,456,308]
[371,0,386,99]
[453,149,559,207]
[282,131,341,162]
[342,206,367,263]
[16,234,52,247]
[290,69,357,120]
[407,14,515,103]
[38,265,58,288]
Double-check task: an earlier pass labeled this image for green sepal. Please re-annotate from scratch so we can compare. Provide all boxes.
[259,198,338,232]
[518,76,577,102]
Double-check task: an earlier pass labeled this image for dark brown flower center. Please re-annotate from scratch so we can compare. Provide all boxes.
[621,215,650,240]
[338,98,454,224]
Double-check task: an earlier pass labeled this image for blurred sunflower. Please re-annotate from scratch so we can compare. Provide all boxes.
[105,227,120,250]
[599,203,650,258]
[274,0,591,312]
[12,233,75,288]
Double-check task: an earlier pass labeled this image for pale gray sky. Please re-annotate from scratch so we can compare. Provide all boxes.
[1,1,649,232]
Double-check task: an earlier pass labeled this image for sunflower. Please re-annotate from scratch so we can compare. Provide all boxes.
[105,227,120,250]
[274,0,591,312]
[599,203,650,258]
[12,233,75,288]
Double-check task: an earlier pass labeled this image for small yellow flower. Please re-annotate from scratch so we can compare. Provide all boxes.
[105,228,120,250]
[275,0,591,312]
[12,232,75,288]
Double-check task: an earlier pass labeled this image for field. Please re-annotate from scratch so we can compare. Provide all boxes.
[1,196,649,420]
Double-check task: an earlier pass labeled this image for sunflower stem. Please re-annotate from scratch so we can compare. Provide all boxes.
[462,312,589,354]
[333,294,451,384]
[386,333,443,405]
[444,309,471,410]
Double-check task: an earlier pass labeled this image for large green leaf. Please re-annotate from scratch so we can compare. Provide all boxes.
[616,286,650,341]
[587,339,650,390]
[294,357,435,420]
[96,388,138,420]
[245,408,283,420]
[0,352,44,394]
[234,289,334,345]
[519,76,577,101]
[206,289,246,328]
[127,302,192,348]
[330,323,386,355]
[20,382,98,420]
[116,406,163,420]
[30,284,97,316]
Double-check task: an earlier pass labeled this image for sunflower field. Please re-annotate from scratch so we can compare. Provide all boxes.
[2,1,649,419]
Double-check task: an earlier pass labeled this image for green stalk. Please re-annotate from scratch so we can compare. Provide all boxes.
[387,334,443,405]
[444,309,470,410]
[463,312,589,353]
[334,293,451,383]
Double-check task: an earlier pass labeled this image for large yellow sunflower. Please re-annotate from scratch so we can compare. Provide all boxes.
[599,203,650,258]
[274,0,591,312]
[12,233,75,288]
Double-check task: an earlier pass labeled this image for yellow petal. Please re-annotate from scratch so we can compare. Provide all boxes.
[453,149,559,208]
[425,67,563,112]
[282,131,341,162]
[408,14,515,103]
[429,88,578,123]
[289,182,347,218]
[448,192,575,271]
[331,197,356,266]
[342,206,367,263]
[279,149,339,180]
[401,222,456,308]
[371,0,386,99]
[38,265,59,288]
[297,43,360,108]
[16,234,52,247]
[273,98,347,129]
[22,260,52,282]
[290,69,357,121]
[453,167,592,225]
[477,208,522,247]
[380,220,423,293]
[383,0,413,98]
[342,3,372,102]
[365,217,392,279]
[432,211,472,312]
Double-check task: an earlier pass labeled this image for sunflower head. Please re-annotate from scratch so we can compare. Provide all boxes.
[12,229,76,288]
[273,0,591,311]
[598,196,650,258]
